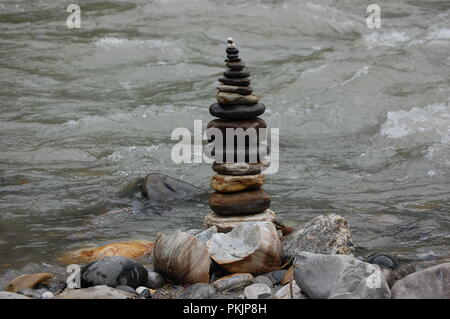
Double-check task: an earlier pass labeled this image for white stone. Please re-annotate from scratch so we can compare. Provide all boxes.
[244,283,272,299]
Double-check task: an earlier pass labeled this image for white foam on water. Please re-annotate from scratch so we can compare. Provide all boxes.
[94,37,184,56]
[363,31,410,49]
[340,65,369,86]
[381,103,450,141]
[427,28,450,40]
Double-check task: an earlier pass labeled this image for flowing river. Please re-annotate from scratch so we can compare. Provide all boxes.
[0,0,449,285]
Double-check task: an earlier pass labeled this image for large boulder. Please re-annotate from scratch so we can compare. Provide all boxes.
[80,257,148,289]
[294,252,391,299]
[141,173,206,202]
[391,263,450,299]
[153,231,211,284]
[207,222,281,274]
[282,214,354,262]
[55,285,137,299]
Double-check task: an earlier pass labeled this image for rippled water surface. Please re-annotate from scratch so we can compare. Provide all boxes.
[1,0,450,283]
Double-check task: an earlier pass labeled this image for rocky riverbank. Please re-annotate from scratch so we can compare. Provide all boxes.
[1,197,449,299]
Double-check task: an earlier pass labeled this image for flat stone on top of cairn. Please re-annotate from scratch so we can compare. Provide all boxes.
[204,37,274,231]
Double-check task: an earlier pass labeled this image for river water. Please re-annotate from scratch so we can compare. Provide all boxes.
[0,0,449,284]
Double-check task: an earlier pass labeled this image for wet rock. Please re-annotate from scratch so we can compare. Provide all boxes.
[217,84,251,95]
[35,277,66,295]
[146,271,165,289]
[391,262,450,299]
[293,252,391,299]
[253,275,274,288]
[365,253,399,270]
[263,270,287,285]
[211,174,265,193]
[153,231,211,284]
[204,209,276,233]
[209,103,265,120]
[0,291,31,299]
[209,189,271,216]
[212,273,254,291]
[176,283,216,299]
[212,162,262,176]
[207,221,281,274]
[218,77,250,87]
[5,272,53,293]
[273,281,305,299]
[80,256,148,289]
[55,285,137,299]
[225,62,245,71]
[152,286,183,299]
[115,285,137,294]
[141,173,206,203]
[223,70,250,79]
[282,213,354,263]
[59,240,155,264]
[244,283,272,299]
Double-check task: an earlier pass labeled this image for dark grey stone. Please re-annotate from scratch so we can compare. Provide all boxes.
[365,253,399,270]
[141,173,206,203]
[209,103,265,120]
[218,77,250,87]
[223,70,250,78]
[80,256,148,289]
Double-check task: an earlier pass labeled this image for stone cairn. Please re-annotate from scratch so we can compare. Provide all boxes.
[204,38,275,231]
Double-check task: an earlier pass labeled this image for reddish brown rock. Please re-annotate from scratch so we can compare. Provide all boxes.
[59,240,155,264]
[211,174,265,193]
[209,189,271,216]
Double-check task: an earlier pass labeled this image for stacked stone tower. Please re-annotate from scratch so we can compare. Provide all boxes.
[204,38,275,231]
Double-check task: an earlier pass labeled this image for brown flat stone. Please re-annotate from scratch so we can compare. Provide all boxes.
[212,162,263,175]
[209,189,271,216]
[211,174,265,193]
